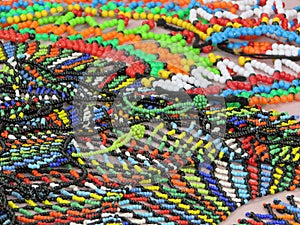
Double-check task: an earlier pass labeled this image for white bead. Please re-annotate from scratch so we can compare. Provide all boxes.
[219,76,227,84]
[188,77,195,84]
[184,83,193,90]
[285,50,292,57]
[292,49,298,56]
[228,61,235,68]
[216,167,228,174]
[272,43,278,49]
[213,75,220,82]
[50,183,59,188]
[219,180,231,187]
[266,50,272,55]
[8,135,16,140]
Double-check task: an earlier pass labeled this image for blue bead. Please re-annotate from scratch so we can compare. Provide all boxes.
[255,28,262,36]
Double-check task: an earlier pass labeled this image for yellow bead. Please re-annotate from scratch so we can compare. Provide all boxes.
[167,129,176,135]
[226,22,233,27]
[154,14,160,21]
[91,8,97,16]
[134,165,142,173]
[133,12,139,20]
[13,16,20,23]
[67,5,73,11]
[122,163,129,170]
[238,56,246,66]
[35,11,42,19]
[74,4,80,11]
[179,204,190,210]
[181,58,187,65]
[140,12,147,19]
[196,140,203,147]
[72,195,85,202]
[166,16,172,23]
[108,10,115,17]
[50,8,57,14]
[183,64,190,72]
[20,14,27,21]
[262,17,269,23]
[145,186,159,191]
[187,58,194,66]
[177,19,183,27]
[186,23,192,30]
[25,199,37,207]
[85,7,91,14]
[158,70,171,79]
[77,158,85,165]
[209,55,217,64]
[41,10,48,17]
[27,13,33,21]
[187,136,193,144]
[106,162,114,168]
[124,12,131,18]
[275,167,283,174]
[272,17,280,23]
[141,77,147,85]
[90,193,103,200]
[213,24,222,32]
[172,17,178,24]
[206,27,214,36]
[147,13,154,19]
[57,6,64,12]
[245,57,252,62]
[182,21,188,28]
[8,201,19,209]
[233,22,242,28]
[169,198,181,204]
[216,55,222,61]
[178,132,186,139]
[102,10,108,17]
[7,16,14,24]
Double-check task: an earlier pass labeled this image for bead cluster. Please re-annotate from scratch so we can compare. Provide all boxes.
[0,0,299,225]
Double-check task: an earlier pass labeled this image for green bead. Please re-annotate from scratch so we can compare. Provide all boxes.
[135,7,144,13]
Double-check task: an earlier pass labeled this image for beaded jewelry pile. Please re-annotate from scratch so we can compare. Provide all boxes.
[1,0,300,224]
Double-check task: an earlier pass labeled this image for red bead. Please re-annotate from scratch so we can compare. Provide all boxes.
[233,4,239,9]
[259,0,266,6]
[261,75,267,83]
[273,71,280,80]
[237,82,245,89]
[202,45,213,53]
[250,173,258,180]
[178,220,189,225]
[210,17,218,25]
[244,83,252,91]
[266,77,273,84]
[256,74,262,81]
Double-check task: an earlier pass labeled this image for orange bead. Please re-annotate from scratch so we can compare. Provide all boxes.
[280,95,287,103]
[251,96,259,105]
[259,97,268,105]
[288,94,296,102]
[273,96,281,104]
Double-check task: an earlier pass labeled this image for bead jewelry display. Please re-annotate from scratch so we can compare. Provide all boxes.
[0,0,300,225]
